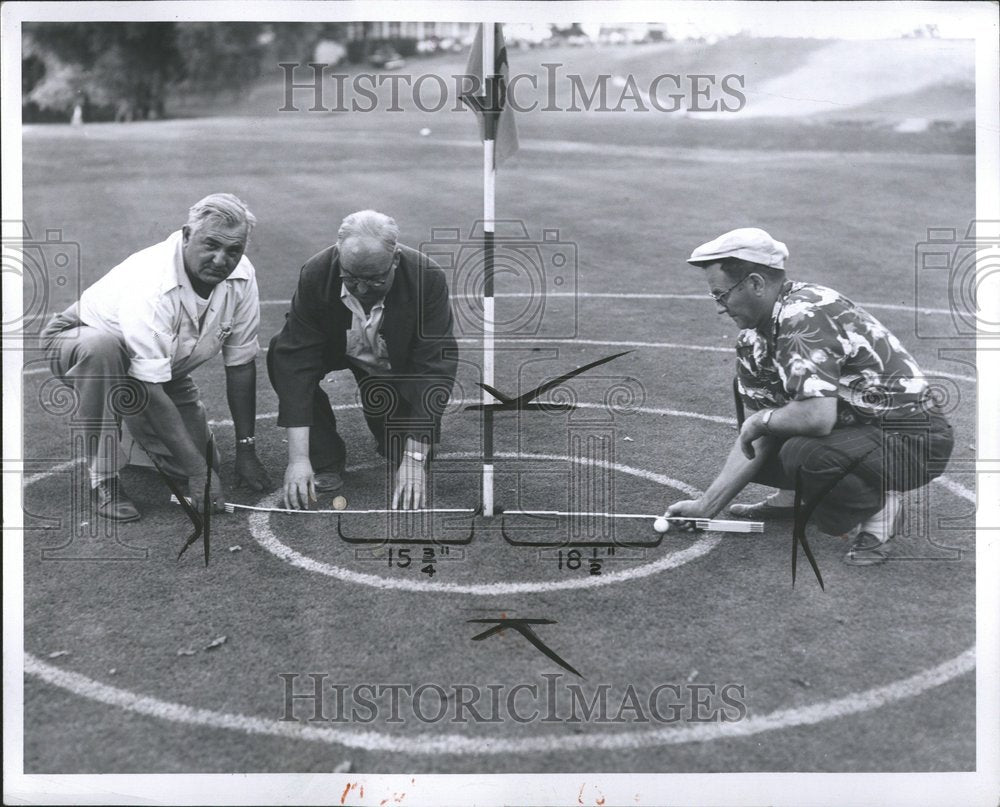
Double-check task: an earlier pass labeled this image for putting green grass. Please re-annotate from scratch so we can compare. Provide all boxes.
[19,104,977,774]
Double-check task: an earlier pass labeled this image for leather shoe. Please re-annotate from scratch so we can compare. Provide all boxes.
[313,469,344,493]
[92,477,141,522]
[843,494,902,566]
[729,500,795,519]
[844,531,893,566]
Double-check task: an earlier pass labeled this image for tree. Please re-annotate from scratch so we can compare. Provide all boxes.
[264,22,333,62]
[22,22,349,122]
[23,22,181,120]
[173,23,268,96]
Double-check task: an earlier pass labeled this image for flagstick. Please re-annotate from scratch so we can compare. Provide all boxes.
[482,22,497,517]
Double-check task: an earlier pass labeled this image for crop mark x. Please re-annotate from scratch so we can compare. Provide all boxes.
[468,618,582,678]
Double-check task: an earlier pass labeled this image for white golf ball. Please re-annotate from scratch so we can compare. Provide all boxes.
[419,127,431,136]
[653,517,671,534]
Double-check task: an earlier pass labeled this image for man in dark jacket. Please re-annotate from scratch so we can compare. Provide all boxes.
[268,210,458,510]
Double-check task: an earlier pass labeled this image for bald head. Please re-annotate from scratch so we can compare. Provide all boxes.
[336,210,401,307]
[339,236,395,274]
[337,210,399,274]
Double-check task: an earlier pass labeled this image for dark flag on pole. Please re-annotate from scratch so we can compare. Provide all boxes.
[462,23,519,165]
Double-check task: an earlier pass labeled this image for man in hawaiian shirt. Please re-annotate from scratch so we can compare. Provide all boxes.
[665,228,953,565]
[40,193,271,522]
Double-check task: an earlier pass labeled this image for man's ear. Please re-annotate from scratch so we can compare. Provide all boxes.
[749,272,767,295]
[181,225,191,245]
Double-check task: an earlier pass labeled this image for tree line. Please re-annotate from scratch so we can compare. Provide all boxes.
[22,22,346,122]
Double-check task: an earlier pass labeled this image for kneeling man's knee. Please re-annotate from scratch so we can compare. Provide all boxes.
[72,330,129,375]
[777,436,826,476]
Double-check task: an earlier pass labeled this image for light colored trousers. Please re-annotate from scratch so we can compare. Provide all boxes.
[40,307,217,485]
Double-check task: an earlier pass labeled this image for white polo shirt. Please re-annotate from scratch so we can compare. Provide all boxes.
[78,230,260,383]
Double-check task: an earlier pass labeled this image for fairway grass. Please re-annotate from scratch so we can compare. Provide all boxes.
[18,111,977,774]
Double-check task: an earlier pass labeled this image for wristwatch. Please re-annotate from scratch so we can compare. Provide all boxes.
[404,449,427,464]
[760,409,775,434]
[237,436,256,446]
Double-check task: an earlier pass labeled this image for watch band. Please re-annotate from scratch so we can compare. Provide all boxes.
[404,450,427,463]
[761,409,774,434]
[237,436,256,445]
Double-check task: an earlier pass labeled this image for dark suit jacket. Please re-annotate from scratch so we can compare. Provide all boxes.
[269,243,458,436]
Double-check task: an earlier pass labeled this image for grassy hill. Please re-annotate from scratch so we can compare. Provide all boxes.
[745,38,974,120]
[161,36,974,154]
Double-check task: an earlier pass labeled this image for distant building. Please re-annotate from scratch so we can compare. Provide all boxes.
[596,24,655,43]
[341,21,478,43]
[504,23,554,46]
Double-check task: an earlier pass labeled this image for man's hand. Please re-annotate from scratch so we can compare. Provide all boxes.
[738,411,768,460]
[664,498,714,531]
[283,458,316,510]
[189,469,228,514]
[665,499,713,518]
[235,444,272,491]
[392,455,427,510]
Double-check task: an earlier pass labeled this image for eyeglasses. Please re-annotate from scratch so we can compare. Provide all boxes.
[341,252,399,291]
[709,274,750,306]
[342,273,389,290]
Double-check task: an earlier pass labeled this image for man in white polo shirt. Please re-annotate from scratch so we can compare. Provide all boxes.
[40,193,271,522]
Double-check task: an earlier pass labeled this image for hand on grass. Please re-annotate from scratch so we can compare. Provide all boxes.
[189,469,228,514]
[283,458,315,510]
[392,456,426,510]
[235,445,272,491]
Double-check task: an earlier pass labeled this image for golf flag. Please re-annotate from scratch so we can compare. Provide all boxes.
[464,23,517,516]
[462,23,519,165]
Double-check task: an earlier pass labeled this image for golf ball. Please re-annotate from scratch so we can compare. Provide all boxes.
[331,495,348,511]
[653,517,670,533]
[419,127,431,136]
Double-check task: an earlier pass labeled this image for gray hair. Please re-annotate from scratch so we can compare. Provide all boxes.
[186,193,257,235]
[337,210,399,256]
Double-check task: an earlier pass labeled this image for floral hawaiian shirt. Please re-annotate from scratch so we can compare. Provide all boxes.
[736,281,930,424]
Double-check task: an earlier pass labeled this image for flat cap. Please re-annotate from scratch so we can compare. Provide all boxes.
[687,227,789,269]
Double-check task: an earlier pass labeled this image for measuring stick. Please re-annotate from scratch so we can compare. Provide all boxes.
[169,496,475,517]
[503,509,764,533]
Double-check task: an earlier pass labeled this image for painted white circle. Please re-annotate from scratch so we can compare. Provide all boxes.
[21,409,977,754]
[24,646,976,754]
[248,451,720,594]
